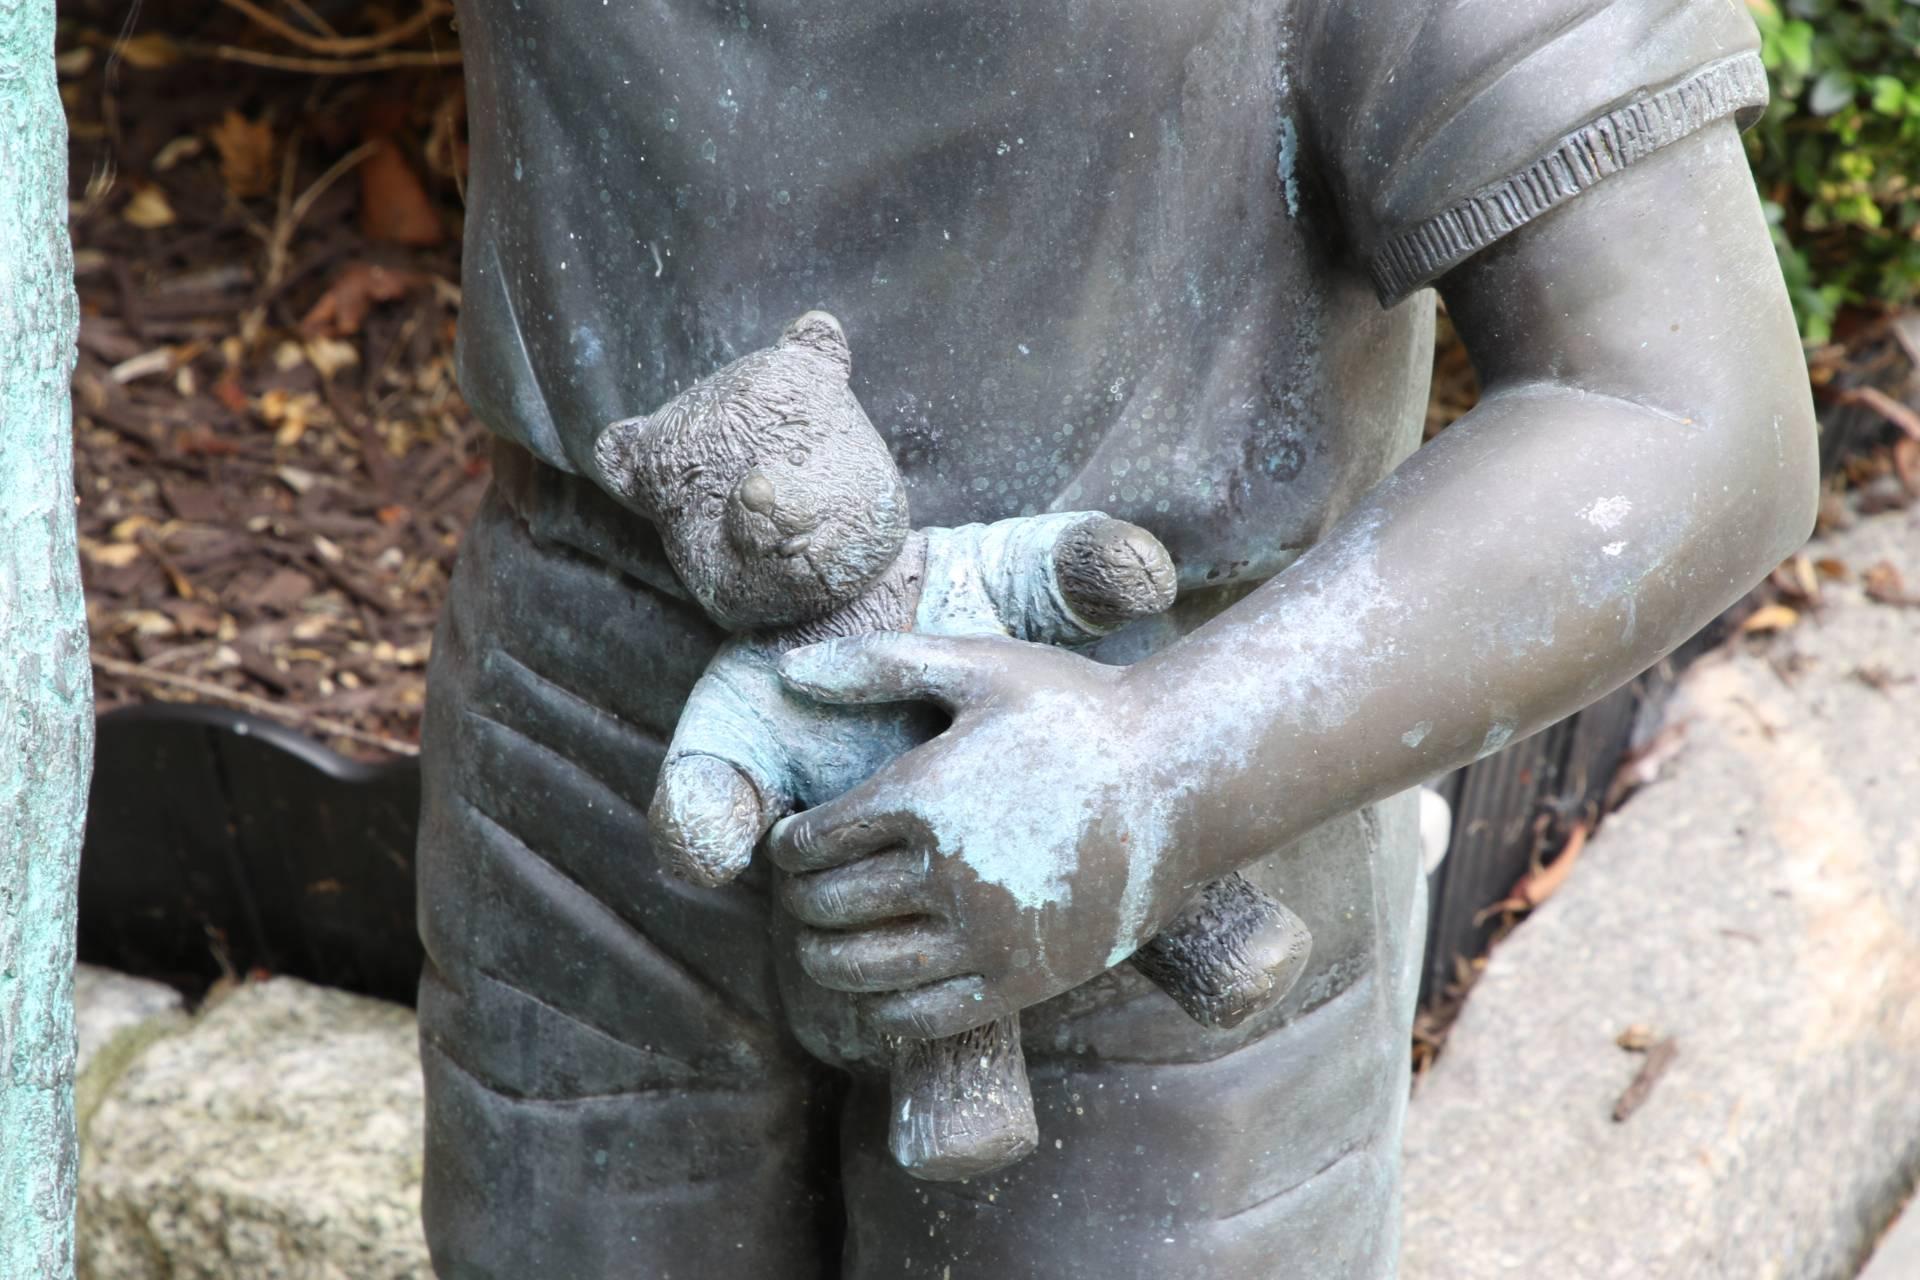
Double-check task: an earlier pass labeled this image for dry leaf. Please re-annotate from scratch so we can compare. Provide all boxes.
[212,374,251,414]
[1616,1024,1656,1052]
[108,347,175,384]
[115,33,181,69]
[255,388,322,447]
[55,47,94,77]
[300,262,428,338]
[304,337,360,378]
[1863,560,1920,607]
[1474,822,1592,923]
[121,610,180,638]
[210,111,276,200]
[1605,719,1690,811]
[80,539,144,569]
[360,138,444,247]
[1790,554,1820,605]
[256,569,316,611]
[1511,823,1590,910]
[122,184,176,229]
[1740,603,1800,633]
[109,515,158,542]
[153,135,204,172]
[1814,557,1849,581]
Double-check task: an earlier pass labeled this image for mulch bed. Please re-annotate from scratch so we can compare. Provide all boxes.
[64,0,478,758]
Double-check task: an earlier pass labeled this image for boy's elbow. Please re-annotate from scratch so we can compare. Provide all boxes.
[1665,373,1820,609]
[1729,382,1821,576]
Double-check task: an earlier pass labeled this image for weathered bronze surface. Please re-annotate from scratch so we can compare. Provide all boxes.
[419,1,1818,1274]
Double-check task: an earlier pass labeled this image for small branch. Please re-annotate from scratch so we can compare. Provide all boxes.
[1831,385,1920,442]
[277,0,342,39]
[1611,1036,1679,1123]
[216,0,451,56]
[243,139,377,345]
[92,651,419,758]
[183,41,461,73]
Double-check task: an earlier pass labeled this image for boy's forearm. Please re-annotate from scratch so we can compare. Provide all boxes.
[1127,123,1818,885]
[1131,379,1814,881]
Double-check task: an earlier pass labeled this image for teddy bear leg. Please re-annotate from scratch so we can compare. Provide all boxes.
[1129,875,1314,1029]
[887,1012,1039,1182]
[646,754,768,888]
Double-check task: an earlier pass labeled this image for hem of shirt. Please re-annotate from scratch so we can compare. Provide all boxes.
[1368,51,1770,307]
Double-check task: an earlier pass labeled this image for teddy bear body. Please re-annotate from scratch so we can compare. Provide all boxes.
[667,512,1149,836]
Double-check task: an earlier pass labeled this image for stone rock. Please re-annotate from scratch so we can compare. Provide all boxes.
[77,976,430,1280]
[73,965,184,1078]
[1860,1196,1920,1280]
[1402,509,1920,1280]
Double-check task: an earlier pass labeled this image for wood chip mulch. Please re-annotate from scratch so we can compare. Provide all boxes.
[64,0,479,759]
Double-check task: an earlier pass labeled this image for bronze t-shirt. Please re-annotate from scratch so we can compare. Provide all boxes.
[451,0,1764,593]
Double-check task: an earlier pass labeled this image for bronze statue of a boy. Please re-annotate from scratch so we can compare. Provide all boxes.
[417,0,1817,1275]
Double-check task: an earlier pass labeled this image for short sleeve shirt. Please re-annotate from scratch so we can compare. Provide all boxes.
[452,0,1763,591]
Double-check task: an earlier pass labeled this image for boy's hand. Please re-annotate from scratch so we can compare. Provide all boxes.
[766,632,1201,1039]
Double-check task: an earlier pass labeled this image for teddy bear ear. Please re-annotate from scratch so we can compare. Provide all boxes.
[593,412,662,518]
[779,310,852,379]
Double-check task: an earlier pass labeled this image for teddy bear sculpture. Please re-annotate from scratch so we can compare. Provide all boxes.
[594,311,1314,1181]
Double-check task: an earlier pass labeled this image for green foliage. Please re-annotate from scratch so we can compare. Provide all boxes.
[1747,0,1920,344]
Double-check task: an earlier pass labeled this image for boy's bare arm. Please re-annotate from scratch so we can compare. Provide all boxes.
[766,121,1818,1040]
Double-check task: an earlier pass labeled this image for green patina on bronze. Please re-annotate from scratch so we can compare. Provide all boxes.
[0,0,91,1274]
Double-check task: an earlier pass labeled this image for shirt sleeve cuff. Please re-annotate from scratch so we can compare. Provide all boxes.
[1368,51,1770,307]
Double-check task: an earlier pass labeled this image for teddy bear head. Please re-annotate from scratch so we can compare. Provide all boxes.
[595,311,911,630]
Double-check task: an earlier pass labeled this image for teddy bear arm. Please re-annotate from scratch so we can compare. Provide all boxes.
[1050,515,1178,631]
[647,753,770,889]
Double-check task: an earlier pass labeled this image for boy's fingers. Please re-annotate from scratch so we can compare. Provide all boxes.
[861,976,1012,1041]
[794,922,967,994]
[781,853,934,928]
[768,787,907,873]
[777,632,1016,711]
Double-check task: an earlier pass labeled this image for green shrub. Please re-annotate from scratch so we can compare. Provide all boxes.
[1746,0,1920,344]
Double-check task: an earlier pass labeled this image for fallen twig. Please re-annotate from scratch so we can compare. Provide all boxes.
[1612,1036,1679,1123]
[91,651,419,757]
[1831,385,1920,442]
[184,40,460,74]
[1473,820,1592,924]
[216,0,452,57]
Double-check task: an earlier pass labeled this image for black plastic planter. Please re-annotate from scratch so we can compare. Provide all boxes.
[78,703,424,1006]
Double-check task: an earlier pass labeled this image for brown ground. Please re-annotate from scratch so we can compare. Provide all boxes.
[65,0,476,759]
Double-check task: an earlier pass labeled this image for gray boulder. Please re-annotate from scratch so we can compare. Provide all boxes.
[1402,509,1920,1279]
[77,976,430,1280]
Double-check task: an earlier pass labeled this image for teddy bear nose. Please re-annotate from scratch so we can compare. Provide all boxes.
[735,471,778,516]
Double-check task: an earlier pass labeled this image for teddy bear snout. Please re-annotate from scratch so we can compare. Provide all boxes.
[729,469,820,558]
[735,470,779,517]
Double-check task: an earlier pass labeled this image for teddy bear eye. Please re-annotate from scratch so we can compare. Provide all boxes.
[701,491,725,517]
[786,445,809,467]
